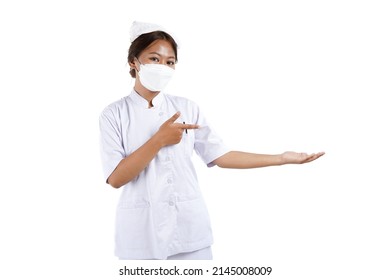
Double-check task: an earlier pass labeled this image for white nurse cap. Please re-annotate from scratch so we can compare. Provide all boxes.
[129,21,179,46]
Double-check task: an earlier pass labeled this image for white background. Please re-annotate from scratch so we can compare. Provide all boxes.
[0,0,389,279]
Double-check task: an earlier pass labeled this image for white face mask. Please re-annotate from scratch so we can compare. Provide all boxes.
[136,61,175,92]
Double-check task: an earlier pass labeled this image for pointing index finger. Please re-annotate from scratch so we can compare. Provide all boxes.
[166,112,181,123]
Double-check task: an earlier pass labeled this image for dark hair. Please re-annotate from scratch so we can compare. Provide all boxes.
[128,31,178,78]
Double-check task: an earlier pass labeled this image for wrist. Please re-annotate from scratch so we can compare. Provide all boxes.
[277,154,286,165]
[151,132,165,149]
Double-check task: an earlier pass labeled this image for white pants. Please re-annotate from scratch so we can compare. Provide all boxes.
[119,246,213,260]
[167,246,213,260]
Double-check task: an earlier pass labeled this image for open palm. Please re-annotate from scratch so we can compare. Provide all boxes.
[281,151,325,164]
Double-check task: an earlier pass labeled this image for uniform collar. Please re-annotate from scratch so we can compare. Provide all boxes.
[130,89,165,108]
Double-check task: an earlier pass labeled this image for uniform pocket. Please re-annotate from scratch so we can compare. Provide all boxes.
[180,129,195,157]
[176,197,212,243]
[118,198,150,209]
[116,199,152,250]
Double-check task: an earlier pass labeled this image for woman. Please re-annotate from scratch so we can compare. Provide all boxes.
[99,21,324,260]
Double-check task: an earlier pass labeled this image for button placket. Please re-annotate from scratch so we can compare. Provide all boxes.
[164,164,175,207]
[161,148,175,208]
[168,194,177,207]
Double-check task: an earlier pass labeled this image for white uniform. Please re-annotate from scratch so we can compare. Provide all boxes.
[99,90,229,260]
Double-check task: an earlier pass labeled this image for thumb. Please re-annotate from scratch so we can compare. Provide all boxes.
[166,112,181,123]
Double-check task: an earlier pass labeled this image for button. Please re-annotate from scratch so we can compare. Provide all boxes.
[167,179,172,184]
[169,201,175,206]
[159,112,164,116]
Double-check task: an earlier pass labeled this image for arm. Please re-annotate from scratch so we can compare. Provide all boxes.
[213,151,325,169]
[108,112,199,188]
[107,135,163,188]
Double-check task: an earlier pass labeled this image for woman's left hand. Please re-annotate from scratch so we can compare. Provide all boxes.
[281,151,325,164]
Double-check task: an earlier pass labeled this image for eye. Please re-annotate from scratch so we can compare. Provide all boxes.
[167,61,176,66]
[149,57,159,63]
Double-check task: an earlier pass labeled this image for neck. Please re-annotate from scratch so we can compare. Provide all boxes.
[134,81,160,108]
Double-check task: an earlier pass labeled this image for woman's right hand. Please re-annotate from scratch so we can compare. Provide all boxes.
[155,112,199,147]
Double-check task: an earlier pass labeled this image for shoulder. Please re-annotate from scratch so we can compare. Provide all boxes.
[164,93,200,109]
[100,96,131,118]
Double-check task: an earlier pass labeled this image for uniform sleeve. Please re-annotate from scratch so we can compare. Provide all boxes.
[99,107,125,183]
[193,105,230,167]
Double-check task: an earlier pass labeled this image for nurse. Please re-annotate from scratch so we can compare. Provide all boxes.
[99,21,324,260]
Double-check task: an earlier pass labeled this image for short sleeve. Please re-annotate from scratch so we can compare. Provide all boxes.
[193,106,230,167]
[99,107,125,183]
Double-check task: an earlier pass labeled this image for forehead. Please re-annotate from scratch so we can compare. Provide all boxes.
[141,39,176,58]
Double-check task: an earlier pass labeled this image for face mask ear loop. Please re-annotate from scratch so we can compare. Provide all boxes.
[133,57,142,73]
[129,57,140,77]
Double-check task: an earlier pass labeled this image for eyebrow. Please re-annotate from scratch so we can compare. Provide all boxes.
[148,52,176,59]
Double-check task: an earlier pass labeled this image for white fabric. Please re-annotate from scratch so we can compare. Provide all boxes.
[129,21,179,45]
[119,246,213,260]
[138,63,175,92]
[99,90,229,260]
[167,246,213,260]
